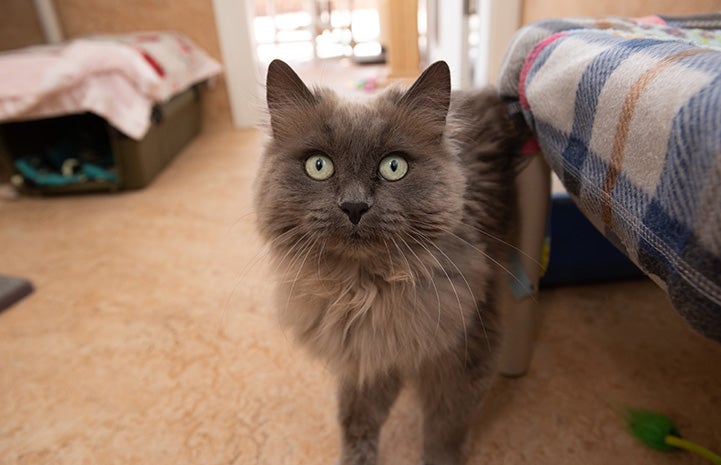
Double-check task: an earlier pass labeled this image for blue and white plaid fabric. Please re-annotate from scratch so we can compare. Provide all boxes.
[499,15,721,343]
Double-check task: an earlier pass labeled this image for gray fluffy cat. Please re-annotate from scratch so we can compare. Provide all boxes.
[254,59,525,465]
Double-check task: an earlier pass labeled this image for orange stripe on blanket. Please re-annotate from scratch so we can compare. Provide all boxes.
[601,48,710,227]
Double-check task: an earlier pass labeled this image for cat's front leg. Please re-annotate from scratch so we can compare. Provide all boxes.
[337,371,402,465]
[416,355,492,465]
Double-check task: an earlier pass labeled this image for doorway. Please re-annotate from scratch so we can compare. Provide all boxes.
[251,0,384,64]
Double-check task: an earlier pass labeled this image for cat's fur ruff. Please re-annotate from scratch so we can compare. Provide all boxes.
[254,60,525,465]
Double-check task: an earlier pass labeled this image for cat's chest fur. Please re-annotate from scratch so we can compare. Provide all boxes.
[275,240,488,382]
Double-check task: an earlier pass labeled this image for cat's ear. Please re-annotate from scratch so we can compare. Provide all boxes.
[399,61,451,123]
[265,59,317,135]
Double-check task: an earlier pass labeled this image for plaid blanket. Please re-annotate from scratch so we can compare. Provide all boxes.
[499,14,721,343]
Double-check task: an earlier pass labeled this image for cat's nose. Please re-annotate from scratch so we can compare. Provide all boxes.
[339,201,370,225]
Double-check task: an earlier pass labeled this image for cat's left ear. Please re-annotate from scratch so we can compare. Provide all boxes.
[265,59,317,138]
[266,59,316,109]
[399,61,451,124]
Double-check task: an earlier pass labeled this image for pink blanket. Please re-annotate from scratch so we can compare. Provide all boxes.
[0,32,222,140]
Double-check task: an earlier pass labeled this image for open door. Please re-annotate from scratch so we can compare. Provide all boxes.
[423,0,521,88]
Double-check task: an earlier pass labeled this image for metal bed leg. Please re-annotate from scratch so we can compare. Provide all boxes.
[499,154,551,377]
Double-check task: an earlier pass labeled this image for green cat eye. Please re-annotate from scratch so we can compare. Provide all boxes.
[378,155,408,181]
[305,154,334,180]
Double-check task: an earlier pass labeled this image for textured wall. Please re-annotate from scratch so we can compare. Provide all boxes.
[0,0,45,52]
[523,0,721,24]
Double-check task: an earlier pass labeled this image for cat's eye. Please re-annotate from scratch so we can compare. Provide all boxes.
[378,155,408,181]
[304,154,334,181]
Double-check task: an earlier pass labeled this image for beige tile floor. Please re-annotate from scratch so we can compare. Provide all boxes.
[1,125,720,465]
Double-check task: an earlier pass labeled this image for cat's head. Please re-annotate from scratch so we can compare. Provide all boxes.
[254,60,466,261]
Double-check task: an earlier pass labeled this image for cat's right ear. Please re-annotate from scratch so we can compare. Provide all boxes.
[266,60,316,137]
[399,61,451,125]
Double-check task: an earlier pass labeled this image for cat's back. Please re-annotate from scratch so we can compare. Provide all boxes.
[445,88,525,254]
[448,88,523,164]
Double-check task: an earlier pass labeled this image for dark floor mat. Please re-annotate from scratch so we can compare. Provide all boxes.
[0,275,33,311]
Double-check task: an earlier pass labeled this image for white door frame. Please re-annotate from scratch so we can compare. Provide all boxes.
[212,0,261,127]
[427,0,521,88]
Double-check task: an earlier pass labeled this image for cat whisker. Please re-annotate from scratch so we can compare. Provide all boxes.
[389,236,420,309]
[217,208,279,330]
[457,220,544,271]
[277,234,317,285]
[284,235,320,313]
[397,236,444,338]
[440,227,538,304]
[219,225,304,330]
[237,226,299,282]
[225,209,258,235]
[404,233,470,363]
[382,238,396,280]
[410,227,491,352]
[218,242,271,331]
[380,236,412,338]
[272,242,319,291]
[270,229,312,280]
[316,239,327,282]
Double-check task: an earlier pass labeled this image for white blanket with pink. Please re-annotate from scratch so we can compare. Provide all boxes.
[0,32,222,140]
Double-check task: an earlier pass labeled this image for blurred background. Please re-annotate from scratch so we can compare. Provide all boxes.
[3,0,719,130]
[1,2,720,464]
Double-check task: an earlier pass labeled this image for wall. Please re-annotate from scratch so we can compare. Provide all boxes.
[0,0,234,129]
[523,0,721,24]
[0,0,46,52]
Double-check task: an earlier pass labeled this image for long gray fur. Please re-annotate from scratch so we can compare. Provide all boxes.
[254,59,525,465]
